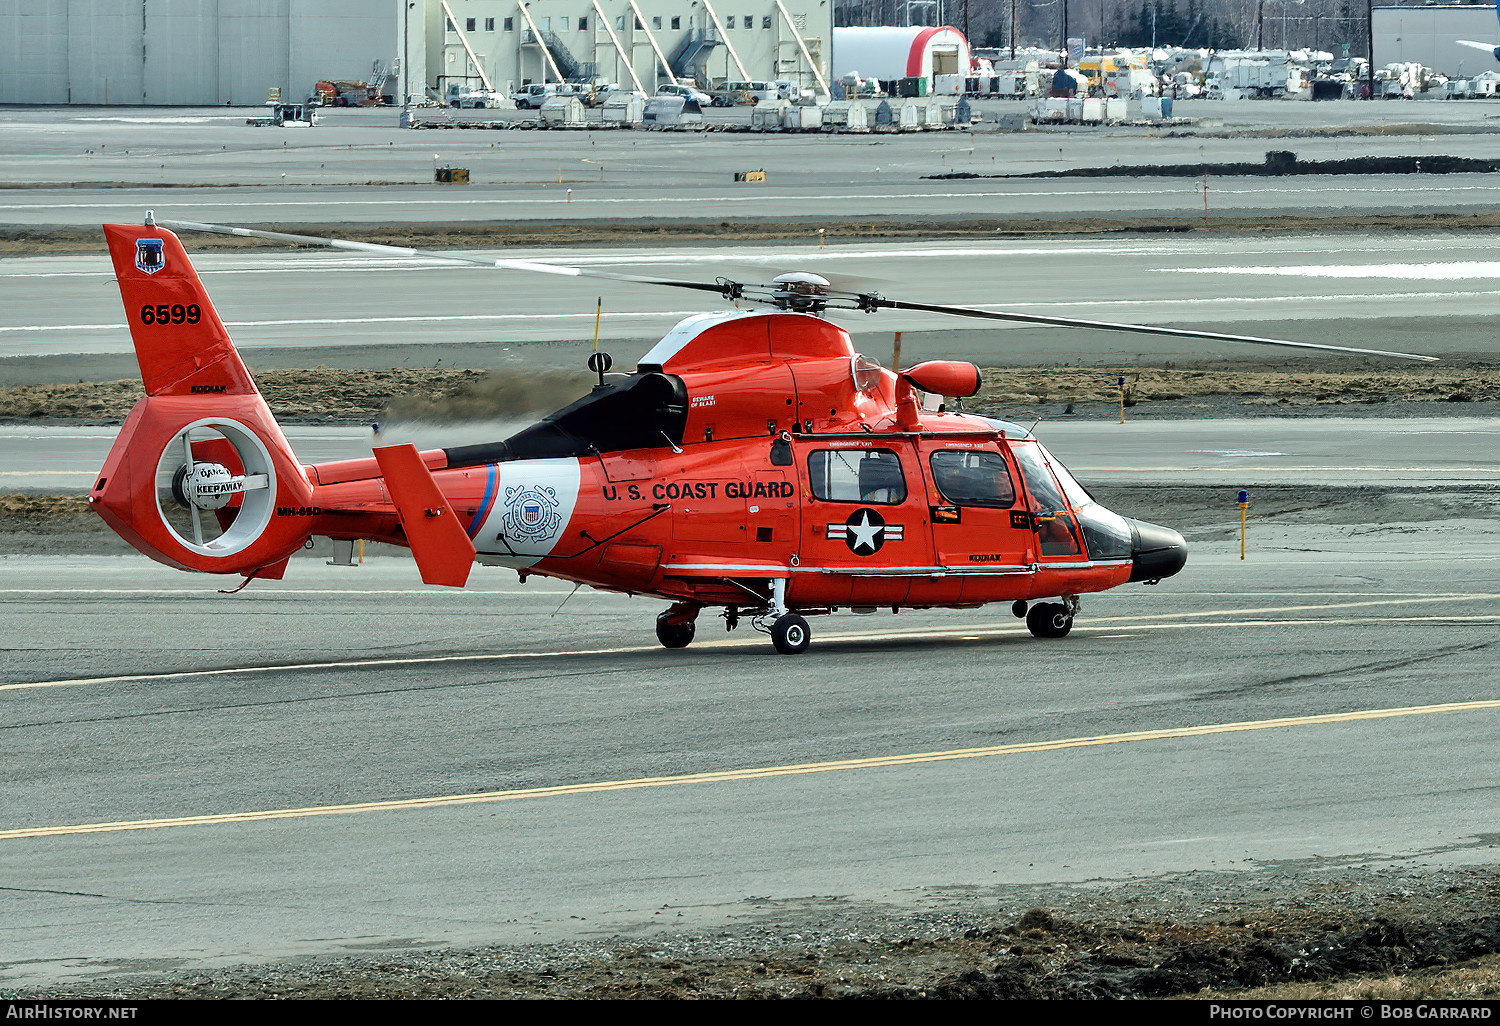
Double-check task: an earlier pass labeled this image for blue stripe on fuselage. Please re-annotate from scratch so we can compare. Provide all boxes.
[467,464,497,539]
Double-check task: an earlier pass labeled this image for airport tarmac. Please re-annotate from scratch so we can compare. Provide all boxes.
[4,174,1500,229]
[0,521,1497,988]
[1,232,1497,366]
[5,104,1500,227]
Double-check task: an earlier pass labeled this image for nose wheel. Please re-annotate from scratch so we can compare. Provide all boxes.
[655,604,699,649]
[1026,601,1074,639]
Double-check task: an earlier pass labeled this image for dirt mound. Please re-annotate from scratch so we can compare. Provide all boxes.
[19,873,1500,999]
[0,368,591,425]
[971,366,1500,412]
[0,493,94,531]
[932,152,1500,180]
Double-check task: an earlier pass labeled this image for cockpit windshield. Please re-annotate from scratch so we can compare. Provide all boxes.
[1012,441,1133,561]
[1035,444,1133,560]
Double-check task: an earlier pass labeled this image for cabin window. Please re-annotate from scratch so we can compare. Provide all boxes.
[653,15,662,28]
[579,15,588,30]
[671,15,681,29]
[504,17,513,30]
[929,450,1015,509]
[807,448,907,505]
[465,17,475,31]
[484,17,494,30]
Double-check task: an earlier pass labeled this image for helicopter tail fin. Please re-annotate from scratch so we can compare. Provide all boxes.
[90,222,314,578]
[103,221,258,398]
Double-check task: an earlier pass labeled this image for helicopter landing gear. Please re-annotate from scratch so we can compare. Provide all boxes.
[1026,601,1074,639]
[655,603,699,650]
[770,613,811,655]
[760,577,810,654]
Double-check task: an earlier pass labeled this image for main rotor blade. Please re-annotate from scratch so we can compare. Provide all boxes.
[158,218,735,296]
[157,218,1436,362]
[871,298,1439,362]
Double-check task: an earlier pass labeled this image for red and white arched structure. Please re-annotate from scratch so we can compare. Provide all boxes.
[832,25,972,84]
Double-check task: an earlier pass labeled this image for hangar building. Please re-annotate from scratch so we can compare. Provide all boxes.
[0,0,437,106]
[438,0,832,96]
[1373,2,1499,77]
[0,0,831,104]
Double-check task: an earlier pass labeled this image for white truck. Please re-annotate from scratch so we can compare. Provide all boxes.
[1204,57,1308,99]
[1104,66,1160,98]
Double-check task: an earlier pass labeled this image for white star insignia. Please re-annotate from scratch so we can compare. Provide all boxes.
[847,511,884,553]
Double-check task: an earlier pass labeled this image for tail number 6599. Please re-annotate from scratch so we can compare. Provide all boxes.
[140,303,202,325]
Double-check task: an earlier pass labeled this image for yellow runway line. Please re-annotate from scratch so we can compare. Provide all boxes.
[2,699,1496,842]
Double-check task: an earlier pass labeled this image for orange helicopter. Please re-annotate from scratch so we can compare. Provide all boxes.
[88,216,1432,654]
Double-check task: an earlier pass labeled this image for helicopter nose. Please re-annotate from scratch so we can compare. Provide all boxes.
[1123,518,1188,583]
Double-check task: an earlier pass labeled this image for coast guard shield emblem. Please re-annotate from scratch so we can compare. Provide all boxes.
[135,238,166,275]
[502,484,562,544]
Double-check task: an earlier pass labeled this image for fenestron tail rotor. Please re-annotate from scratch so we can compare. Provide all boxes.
[157,217,1437,364]
[154,421,275,555]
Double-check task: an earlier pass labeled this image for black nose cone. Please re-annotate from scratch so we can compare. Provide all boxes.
[1125,518,1187,582]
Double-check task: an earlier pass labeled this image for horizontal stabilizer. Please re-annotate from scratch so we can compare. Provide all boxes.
[373,444,475,588]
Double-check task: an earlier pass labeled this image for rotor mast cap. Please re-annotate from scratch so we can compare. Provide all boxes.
[771,271,832,313]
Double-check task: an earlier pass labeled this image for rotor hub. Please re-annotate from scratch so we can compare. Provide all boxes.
[172,462,241,510]
[771,271,832,313]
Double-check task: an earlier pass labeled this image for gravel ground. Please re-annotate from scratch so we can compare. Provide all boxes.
[6,863,1496,999]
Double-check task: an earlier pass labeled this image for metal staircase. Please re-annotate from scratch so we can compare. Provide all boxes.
[523,30,596,82]
[369,59,391,97]
[669,28,720,81]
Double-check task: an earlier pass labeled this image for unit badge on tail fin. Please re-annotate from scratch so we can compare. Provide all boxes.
[135,237,166,275]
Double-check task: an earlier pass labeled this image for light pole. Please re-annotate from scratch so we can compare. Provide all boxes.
[402,0,411,110]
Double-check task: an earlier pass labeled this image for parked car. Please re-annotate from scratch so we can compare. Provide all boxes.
[718,80,777,104]
[708,84,743,106]
[455,90,511,109]
[512,83,562,109]
[656,83,712,106]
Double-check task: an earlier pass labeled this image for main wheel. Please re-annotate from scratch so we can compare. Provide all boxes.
[1026,602,1073,639]
[655,611,696,649]
[770,613,811,655]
